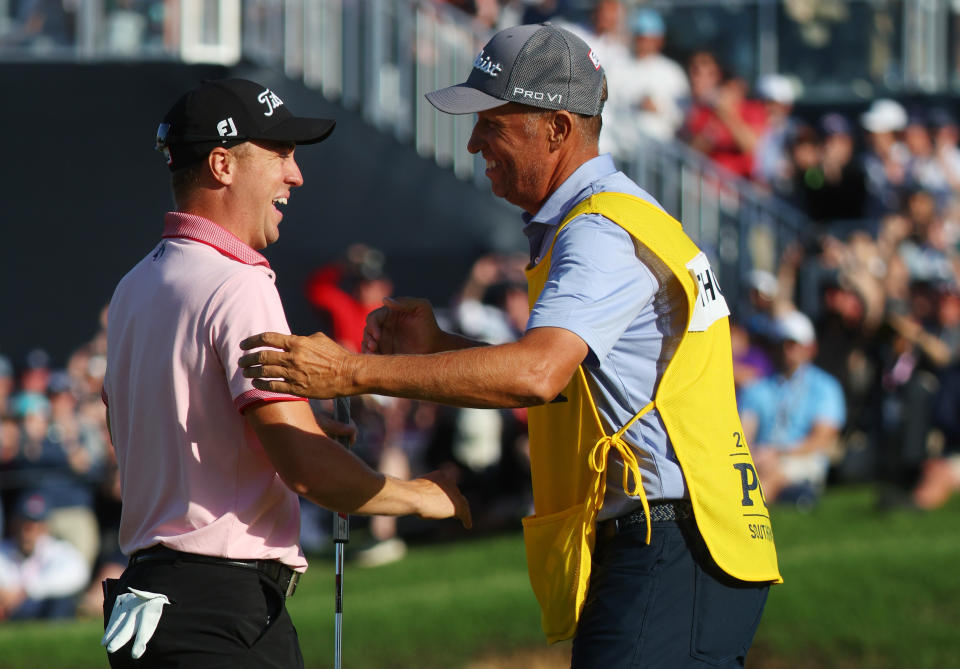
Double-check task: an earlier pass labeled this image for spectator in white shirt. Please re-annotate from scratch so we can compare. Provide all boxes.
[561,0,635,158]
[753,73,799,190]
[861,98,910,215]
[614,7,690,145]
[930,107,960,192]
[0,493,90,620]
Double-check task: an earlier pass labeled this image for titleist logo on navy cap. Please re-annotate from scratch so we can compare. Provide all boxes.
[473,50,503,78]
[155,78,336,172]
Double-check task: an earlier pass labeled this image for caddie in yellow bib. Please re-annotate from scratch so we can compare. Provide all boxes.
[522,189,782,659]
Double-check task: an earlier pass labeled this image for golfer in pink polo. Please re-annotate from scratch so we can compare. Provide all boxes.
[101,78,471,669]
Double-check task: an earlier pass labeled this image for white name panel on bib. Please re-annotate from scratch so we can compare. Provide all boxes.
[686,252,730,332]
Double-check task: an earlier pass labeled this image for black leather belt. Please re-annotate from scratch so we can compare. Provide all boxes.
[130,545,300,598]
[597,500,694,543]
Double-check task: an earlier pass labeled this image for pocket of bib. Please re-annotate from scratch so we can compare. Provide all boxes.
[521,501,595,644]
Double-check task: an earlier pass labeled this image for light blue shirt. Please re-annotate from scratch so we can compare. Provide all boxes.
[738,363,846,449]
[524,154,689,518]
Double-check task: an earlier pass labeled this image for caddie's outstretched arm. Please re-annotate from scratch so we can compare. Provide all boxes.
[239,325,588,409]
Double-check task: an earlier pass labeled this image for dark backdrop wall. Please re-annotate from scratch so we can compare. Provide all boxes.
[1,62,522,368]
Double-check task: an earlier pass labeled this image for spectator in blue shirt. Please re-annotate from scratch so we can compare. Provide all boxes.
[739,309,846,506]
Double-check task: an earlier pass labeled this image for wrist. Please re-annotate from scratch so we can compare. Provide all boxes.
[411,477,431,517]
[341,351,365,395]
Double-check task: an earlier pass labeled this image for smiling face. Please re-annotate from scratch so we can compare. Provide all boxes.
[466,104,555,214]
[230,140,304,249]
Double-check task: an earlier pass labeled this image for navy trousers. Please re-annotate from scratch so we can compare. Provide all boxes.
[571,517,769,668]
[103,558,304,669]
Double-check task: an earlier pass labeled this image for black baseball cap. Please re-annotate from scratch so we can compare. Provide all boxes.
[156,78,336,171]
[426,23,605,116]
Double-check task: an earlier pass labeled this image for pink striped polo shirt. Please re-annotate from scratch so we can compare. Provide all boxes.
[103,212,308,570]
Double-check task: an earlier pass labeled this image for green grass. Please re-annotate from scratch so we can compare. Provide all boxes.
[752,488,960,668]
[0,487,958,668]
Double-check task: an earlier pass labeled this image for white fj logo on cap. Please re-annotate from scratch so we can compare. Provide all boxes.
[473,49,503,78]
[217,117,238,137]
[257,89,285,117]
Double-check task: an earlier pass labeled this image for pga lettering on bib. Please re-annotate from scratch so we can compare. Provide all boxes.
[686,252,729,332]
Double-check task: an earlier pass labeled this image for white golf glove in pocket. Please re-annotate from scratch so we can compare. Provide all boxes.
[101,587,171,659]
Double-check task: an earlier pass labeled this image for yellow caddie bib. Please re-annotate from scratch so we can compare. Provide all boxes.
[521,192,782,644]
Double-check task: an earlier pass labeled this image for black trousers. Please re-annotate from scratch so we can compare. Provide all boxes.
[571,516,769,669]
[103,557,304,668]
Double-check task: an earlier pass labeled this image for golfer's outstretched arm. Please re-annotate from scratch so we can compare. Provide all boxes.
[239,326,589,409]
[246,400,471,527]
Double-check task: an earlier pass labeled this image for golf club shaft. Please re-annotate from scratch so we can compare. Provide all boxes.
[332,396,351,669]
[334,545,344,669]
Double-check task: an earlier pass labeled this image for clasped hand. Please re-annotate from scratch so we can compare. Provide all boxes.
[239,297,441,399]
[239,330,352,398]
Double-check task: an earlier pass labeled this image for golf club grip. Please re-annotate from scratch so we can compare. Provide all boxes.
[332,396,351,543]
[333,396,351,448]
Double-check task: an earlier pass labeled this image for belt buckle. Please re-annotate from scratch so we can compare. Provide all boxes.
[284,571,300,598]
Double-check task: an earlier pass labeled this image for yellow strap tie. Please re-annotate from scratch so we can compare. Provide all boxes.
[580,362,657,543]
[588,434,643,497]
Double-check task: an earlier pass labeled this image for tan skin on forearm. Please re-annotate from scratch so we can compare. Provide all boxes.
[715,107,759,154]
[246,400,465,522]
[888,313,953,368]
[111,389,466,523]
[352,328,586,408]
[712,82,760,154]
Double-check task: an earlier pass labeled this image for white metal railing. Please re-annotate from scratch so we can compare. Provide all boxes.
[242,0,806,297]
[625,134,806,306]
[246,0,489,180]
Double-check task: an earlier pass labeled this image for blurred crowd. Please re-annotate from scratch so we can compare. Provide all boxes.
[0,308,119,622]
[0,0,168,55]
[4,0,960,625]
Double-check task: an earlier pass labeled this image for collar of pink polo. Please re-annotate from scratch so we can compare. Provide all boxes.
[162,212,271,268]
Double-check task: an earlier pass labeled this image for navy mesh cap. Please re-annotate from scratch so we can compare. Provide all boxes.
[426,23,605,116]
[155,78,336,171]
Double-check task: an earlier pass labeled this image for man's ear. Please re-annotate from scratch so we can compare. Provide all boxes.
[208,146,235,185]
[548,111,574,150]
